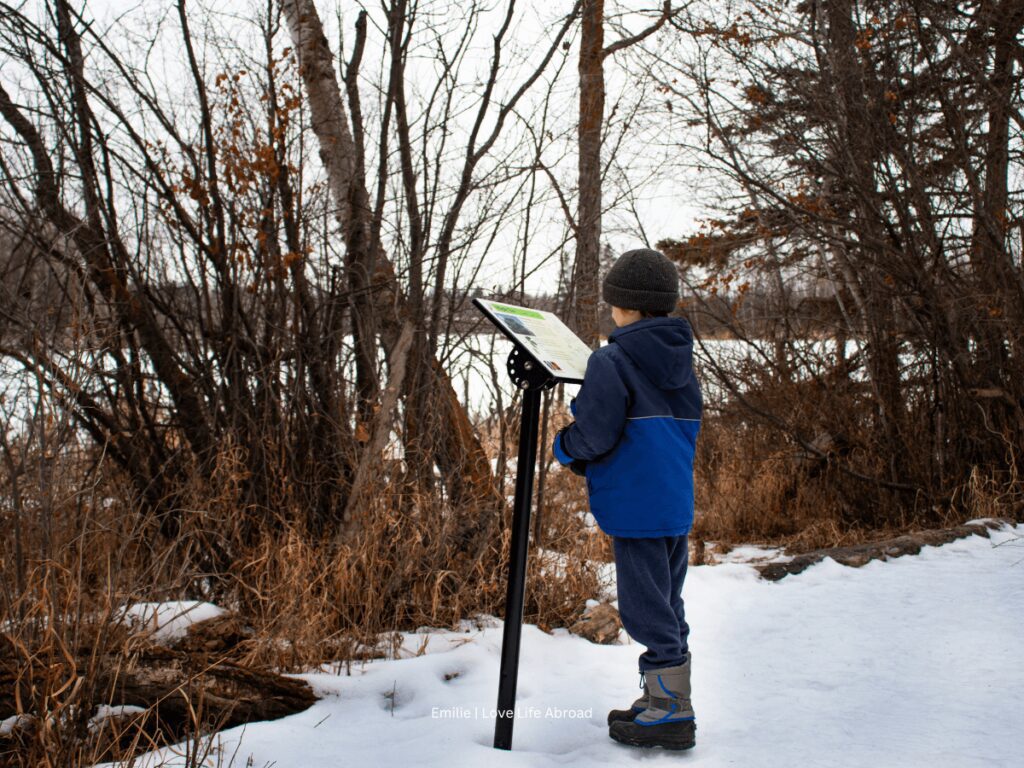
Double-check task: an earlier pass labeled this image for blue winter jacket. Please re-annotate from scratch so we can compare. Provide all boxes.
[552,317,702,537]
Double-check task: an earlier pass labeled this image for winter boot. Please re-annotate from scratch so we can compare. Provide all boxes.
[608,654,695,750]
[606,677,648,725]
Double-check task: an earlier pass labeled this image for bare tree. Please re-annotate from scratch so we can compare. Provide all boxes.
[0,0,591,577]
[643,0,1024,521]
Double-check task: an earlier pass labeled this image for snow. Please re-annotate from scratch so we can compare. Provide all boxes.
[120,601,226,644]
[88,705,147,733]
[712,543,793,564]
[94,525,1024,768]
[0,714,33,737]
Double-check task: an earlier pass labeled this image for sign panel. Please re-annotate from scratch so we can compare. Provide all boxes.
[473,298,593,383]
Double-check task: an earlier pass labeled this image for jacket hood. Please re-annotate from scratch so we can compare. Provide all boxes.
[609,317,694,390]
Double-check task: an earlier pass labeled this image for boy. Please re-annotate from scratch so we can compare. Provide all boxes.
[552,248,701,751]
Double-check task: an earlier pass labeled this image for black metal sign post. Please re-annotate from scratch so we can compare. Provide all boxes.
[492,346,555,750]
[471,298,589,751]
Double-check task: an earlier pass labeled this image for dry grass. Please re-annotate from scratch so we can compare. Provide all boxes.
[0,433,249,767]
[690,411,1024,556]
[0,419,605,766]
[4,389,1021,765]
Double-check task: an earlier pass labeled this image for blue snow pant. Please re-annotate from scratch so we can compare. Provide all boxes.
[613,535,690,672]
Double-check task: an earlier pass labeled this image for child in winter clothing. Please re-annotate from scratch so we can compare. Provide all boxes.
[552,248,701,750]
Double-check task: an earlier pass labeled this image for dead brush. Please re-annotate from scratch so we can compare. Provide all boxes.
[690,372,1024,556]
[959,453,1024,523]
[226,456,606,670]
[25,365,1024,764]
[690,413,915,554]
[1,415,607,768]
[528,456,613,610]
[0,423,262,767]
[0,500,226,768]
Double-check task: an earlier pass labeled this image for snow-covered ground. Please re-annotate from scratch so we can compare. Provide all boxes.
[96,524,1024,768]
[120,601,226,644]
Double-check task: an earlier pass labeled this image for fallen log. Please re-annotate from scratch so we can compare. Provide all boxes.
[1,610,316,746]
[1,644,316,730]
[101,646,317,729]
[756,518,1011,581]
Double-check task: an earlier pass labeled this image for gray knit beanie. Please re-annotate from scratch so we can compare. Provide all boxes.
[602,248,679,313]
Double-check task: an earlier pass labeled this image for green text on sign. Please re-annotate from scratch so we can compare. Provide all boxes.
[491,303,544,319]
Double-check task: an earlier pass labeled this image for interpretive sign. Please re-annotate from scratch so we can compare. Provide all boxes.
[471,297,595,751]
[473,298,593,383]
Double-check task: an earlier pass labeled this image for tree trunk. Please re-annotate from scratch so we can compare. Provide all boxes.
[282,0,500,525]
[574,0,604,349]
[971,1,1024,369]
[822,0,906,475]
[342,320,414,531]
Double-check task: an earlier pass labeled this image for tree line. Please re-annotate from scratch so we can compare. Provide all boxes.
[0,0,1020,588]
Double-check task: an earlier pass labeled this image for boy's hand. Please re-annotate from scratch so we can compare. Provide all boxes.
[568,459,588,477]
[553,425,588,477]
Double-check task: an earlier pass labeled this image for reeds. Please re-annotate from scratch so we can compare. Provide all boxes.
[0,422,605,766]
